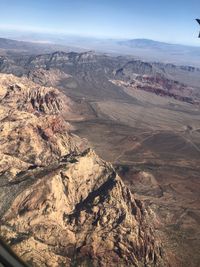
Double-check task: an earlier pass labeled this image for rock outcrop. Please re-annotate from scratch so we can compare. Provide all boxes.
[0,74,165,266]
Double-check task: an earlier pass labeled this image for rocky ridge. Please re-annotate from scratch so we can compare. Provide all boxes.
[1,51,200,103]
[0,74,165,266]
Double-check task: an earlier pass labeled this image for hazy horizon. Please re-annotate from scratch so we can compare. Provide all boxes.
[1,29,200,49]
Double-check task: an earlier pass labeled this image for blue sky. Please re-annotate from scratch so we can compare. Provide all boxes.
[0,0,200,45]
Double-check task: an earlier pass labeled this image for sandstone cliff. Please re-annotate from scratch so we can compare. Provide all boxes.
[0,74,165,267]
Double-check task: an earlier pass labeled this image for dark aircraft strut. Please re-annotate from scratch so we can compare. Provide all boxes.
[196,19,200,37]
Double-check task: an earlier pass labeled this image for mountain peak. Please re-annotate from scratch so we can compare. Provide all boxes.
[0,73,165,266]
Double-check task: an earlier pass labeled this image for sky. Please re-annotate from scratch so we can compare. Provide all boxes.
[0,0,200,45]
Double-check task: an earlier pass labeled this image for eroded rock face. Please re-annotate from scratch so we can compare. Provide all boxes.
[111,73,198,105]
[0,74,165,267]
[0,74,65,114]
[26,68,72,87]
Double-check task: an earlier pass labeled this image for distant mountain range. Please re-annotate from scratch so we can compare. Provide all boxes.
[0,37,85,55]
[118,38,196,49]
[0,33,200,66]
[119,38,200,55]
[117,38,200,66]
